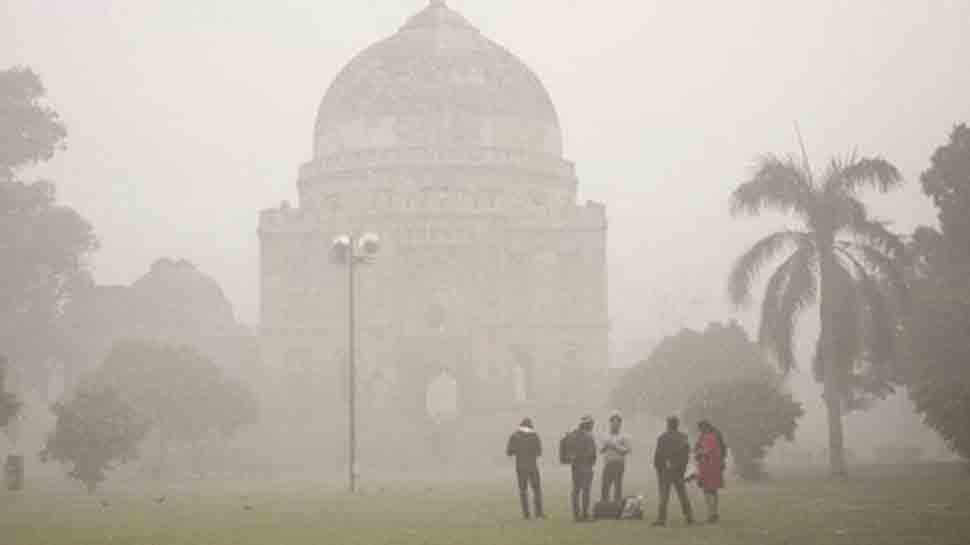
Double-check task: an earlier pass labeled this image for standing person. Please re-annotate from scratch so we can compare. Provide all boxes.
[695,420,725,523]
[600,411,631,503]
[506,418,544,519]
[652,416,694,527]
[569,415,597,522]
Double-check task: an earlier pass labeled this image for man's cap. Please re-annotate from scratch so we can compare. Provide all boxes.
[580,415,594,425]
[520,418,534,429]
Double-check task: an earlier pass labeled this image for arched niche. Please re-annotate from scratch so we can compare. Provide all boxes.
[425,368,459,424]
[511,347,534,403]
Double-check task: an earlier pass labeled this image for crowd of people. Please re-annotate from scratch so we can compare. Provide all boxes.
[505,413,726,525]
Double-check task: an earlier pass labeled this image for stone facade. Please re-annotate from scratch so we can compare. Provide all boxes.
[258,1,607,471]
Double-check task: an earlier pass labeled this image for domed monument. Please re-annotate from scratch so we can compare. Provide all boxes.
[259,1,607,472]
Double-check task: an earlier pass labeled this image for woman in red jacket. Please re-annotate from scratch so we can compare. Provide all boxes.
[694,420,724,523]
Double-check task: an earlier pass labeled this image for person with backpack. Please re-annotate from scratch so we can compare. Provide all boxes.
[506,418,545,520]
[563,415,597,522]
[652,416,695,527]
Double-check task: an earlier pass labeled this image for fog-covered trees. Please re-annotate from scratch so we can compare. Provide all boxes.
[903,124,970,461]
[613,322,803,479]
[612,322,767,417]
[0,67,98,390]
[91,340,259,473]
[728,150,907,477]
[683,378,803,480]
[0,67,67,177]
[40,385,149,493]
[0,356,21,429]
[56,258,257,390]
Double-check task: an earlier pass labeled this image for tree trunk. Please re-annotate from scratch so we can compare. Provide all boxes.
[820,251,848,478]
[823,377,847,477]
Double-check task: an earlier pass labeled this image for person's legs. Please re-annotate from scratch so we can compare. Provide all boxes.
[601,462,620,502]
[655,471,671,524]
[673,476,695,523]
[516,468,530,518]
[705,491,719,522]
[600,463,611,502]
[613,463,625,503]
[580,469,592,519]
[571,465,582,520]
[530,469,544,517]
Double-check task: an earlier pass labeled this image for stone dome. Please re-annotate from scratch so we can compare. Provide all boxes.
[313,1,563,160]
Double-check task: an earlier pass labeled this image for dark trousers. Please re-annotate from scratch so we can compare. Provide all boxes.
[515,466,543,518]
[601,461,625,502]
[571,465,594,520]
[656,468,693,522]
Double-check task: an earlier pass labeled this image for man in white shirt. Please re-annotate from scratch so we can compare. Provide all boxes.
[600,411,632,503]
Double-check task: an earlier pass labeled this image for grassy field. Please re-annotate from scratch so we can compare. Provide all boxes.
[2,463,969,545]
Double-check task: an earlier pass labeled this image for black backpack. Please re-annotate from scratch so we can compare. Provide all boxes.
[559,430,577,465]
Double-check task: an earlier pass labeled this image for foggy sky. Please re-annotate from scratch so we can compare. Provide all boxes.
[2,0,968,369]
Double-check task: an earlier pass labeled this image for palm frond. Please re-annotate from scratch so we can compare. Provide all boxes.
[728,230,809,307]
[844,219,906,258]
[731,154,815,218]
[822,192,869,233]
[757,253,794,351]
[846,242,911,313]
[838,156,903,194]
[840,246,896,397]
[768,246,818,372]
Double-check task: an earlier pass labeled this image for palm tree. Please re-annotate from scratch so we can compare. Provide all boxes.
[728,149,907,477]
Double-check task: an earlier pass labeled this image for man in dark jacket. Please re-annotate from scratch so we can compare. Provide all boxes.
[569,415,597,522]
[506,418,544,519]
[652,416,694,526]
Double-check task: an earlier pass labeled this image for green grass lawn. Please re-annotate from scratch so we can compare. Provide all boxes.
[2,463,969,545]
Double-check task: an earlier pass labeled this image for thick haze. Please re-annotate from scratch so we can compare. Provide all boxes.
[2,0,967,370]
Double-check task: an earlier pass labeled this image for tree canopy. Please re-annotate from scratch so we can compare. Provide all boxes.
[40,385,150,493]
[92,340,259,447]
[613,321,802,480]
[0,67,97,388]
[612,321,767,418]
[0,67,66,177]
[0,355,22,428]
[902,124,970,461]
[683,378,803,480]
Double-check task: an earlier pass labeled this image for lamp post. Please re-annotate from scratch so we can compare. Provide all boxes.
[331,232,381,494]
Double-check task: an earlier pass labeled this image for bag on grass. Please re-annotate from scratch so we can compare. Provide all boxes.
[619,496,644,520]
[593,499,624,520]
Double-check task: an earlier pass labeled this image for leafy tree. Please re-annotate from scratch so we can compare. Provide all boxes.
[55,259,256,389]
[728,149,908,477]
[213,376,260,440]
[0,67,67,177]
[92,340,259,473]
[902,124,970,461]
[40,385,149,493]
[612,322,804,479]
[612,321,767,417]
[0,355,22,429]
[683,378,804,480]
[0,67,97,389]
